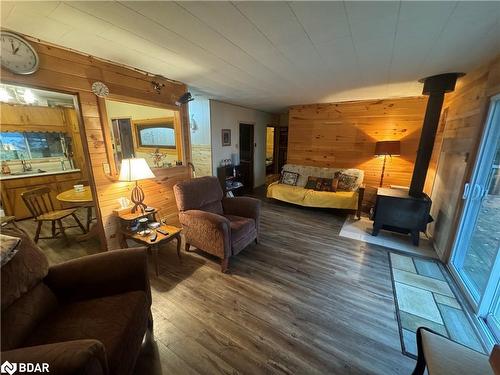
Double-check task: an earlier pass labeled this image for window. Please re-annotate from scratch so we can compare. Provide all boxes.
[0,131,65,160]
[0,132,28,160]
[135,120,176,149]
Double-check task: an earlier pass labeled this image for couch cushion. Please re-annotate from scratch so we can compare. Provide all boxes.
[1,282,58,350]
[24,291,149,375]
[1,227,49,311]
[224,215,257,255]
[267,182,307,204]
[173,176,223,214]
[303,189,358,209]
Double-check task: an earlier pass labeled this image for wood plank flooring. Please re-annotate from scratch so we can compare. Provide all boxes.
[135,195,416,375]
[14,208,101,265]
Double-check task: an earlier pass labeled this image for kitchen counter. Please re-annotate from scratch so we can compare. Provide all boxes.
[0,169,81,180]
[1,169,83,220]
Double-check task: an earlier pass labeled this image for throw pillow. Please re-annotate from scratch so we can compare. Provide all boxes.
[0,233,21,267]
[337,173,358,191]
[321,178,339,192]
[305,176,321,189]
[280,170,299,186]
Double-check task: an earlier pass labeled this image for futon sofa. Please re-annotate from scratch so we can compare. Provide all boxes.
[267,164,365,219]
[1,227,152,375]
[173,176,261,273]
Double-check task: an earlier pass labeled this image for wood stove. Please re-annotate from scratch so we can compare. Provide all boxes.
[371,73,464,245]
[372,187,431,246]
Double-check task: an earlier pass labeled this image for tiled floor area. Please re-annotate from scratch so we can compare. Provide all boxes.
[340,215,437,258]
[389,253,485,357]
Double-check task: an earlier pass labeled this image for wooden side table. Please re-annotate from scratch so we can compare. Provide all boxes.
[114,208,182,276]
[123,225,182,277]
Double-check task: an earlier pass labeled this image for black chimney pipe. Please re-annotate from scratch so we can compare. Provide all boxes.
[408,73,464,197]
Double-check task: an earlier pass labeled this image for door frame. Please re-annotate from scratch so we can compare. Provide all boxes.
[449,94,500,346]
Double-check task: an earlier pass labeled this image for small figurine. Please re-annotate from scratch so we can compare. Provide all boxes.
[1,161,11,175]
[150,148,166,168]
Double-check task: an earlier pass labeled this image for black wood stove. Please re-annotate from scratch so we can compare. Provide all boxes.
[371,72,464,246]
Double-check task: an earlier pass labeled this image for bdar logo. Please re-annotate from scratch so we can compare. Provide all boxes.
[0,361,17,375]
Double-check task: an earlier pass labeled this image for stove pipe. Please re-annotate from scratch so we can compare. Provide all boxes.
[408,73,464,198]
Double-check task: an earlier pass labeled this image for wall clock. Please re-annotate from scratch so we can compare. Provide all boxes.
[0,31,40,75]
[91,81,109,97]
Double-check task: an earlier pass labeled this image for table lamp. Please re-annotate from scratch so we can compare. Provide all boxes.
[119,158,155,213]
[374,141,400,187]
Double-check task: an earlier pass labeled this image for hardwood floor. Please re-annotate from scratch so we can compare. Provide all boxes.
[134,195,416,375]
[15,208,101,265]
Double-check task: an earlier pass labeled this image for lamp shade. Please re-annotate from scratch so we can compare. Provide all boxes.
[119,158,155,182]
[374,141,401,156]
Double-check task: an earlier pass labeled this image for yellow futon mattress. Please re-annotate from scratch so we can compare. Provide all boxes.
[266,182,359,210]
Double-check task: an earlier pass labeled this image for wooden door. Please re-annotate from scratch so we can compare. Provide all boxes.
[239,123,254,191]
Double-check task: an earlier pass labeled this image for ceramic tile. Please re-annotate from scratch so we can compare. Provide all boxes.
[391,253,417,273]
[399,311,448,336]
[414,258,445,281]
[437,304,484,352]
[403,329,417,356]
[395,282,443,324]
[433,294,461,309]
[339,216,438,258]
[393,269,454,297]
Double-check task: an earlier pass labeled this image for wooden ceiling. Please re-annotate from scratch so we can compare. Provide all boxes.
[1,1,499,112]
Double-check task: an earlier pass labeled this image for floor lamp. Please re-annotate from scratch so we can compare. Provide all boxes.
[374,141,401,187]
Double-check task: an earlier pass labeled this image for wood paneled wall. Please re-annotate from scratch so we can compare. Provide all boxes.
[429,55,500,261]
[1,36,192,249]
[287,97,429,204]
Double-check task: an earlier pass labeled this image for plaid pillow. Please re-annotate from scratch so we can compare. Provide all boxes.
[280,170,299,186]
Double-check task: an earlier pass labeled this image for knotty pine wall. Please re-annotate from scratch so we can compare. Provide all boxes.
[287,97,430,204]
[429,55,500,262]
[0,36,192,250]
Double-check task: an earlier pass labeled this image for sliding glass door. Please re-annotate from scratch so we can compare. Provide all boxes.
[451,95,500,342]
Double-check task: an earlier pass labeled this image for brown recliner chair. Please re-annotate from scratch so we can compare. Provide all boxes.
[1,227,152,375]
[173,176,261,272]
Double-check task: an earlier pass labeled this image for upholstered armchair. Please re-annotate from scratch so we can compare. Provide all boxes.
[1,227,152,375]
[173,176,261,272]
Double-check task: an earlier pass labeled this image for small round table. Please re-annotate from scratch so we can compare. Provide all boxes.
[56,186,96,241]
[56,186,93,203]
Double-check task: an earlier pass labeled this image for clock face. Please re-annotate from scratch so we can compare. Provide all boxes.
[92,81,109,97]
[0,32,39,75]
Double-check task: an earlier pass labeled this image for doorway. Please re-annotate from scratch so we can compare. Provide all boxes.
[266,126,276,176]
[239,123,254,192]
[451,95,500,343]
[0,83,102,263]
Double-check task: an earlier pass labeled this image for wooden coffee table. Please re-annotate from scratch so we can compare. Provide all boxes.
[121,224,182,277]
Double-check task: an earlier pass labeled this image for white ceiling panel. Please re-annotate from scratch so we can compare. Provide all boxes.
[1,1,499,112]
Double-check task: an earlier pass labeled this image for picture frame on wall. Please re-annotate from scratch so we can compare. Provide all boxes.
[222,129,231,146]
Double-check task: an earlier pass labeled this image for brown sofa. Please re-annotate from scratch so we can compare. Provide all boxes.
[173,176,261,272]
[1,227,152,375]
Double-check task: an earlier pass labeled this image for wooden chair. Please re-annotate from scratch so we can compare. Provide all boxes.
[76,179,96,232]
[21,187,86,243]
